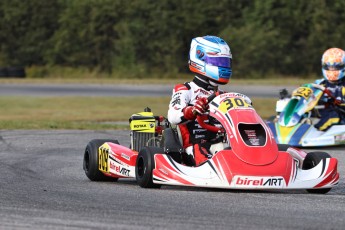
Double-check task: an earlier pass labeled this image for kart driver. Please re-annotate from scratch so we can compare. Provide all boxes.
[168,35,250,166]
[314,48,345,131]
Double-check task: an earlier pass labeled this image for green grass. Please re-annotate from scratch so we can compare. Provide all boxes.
[0,68,310,129]
[0,96,276,129]
[0,77,313,86]
[20,65,318,85]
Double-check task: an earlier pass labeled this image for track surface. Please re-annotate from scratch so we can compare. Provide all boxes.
[0,130,344,230]
[0,83,296,98]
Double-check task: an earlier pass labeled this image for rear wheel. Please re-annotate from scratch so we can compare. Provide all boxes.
[83,139,119,181]
[302,152,331,194]
[135,147,163,188]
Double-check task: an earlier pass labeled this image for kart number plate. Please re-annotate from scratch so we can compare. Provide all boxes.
[219,98,251,113]
[98,147,109,173]
[292,87,312,99]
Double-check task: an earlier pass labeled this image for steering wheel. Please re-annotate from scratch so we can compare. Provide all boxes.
[311,83,345,114]
[197,115,222,132]
[311,83,342,103]
[196,93,224,133]
[311,83,337,98]
[310,83,326,91]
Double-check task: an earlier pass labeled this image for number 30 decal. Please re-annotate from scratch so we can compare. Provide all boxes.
[219,97,251,113]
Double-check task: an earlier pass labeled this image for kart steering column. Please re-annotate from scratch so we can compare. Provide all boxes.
[195,92,223,133]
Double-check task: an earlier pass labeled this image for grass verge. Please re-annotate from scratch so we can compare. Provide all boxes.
[0,96,276,130]
[0,76,314,86]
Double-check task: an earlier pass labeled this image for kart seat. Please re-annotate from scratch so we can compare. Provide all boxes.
[163,128,184,163]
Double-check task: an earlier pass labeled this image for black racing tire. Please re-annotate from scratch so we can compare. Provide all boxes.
[302,151,332,194]
[83,139,119,181]
[135,147,164,188]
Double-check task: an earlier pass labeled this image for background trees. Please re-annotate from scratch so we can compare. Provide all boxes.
[0,0,344,78]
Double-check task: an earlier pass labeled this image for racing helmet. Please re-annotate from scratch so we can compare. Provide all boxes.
[321,48,345,82]
[189,35,232,85]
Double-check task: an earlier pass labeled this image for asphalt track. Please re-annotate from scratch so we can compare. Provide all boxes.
[0,130,344,230]
[0,83,297,98]
[0,84,344,229]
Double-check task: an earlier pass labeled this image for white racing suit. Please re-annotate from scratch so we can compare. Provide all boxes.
[167,77,226,166]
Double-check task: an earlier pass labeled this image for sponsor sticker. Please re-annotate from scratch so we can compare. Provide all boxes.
[335,134,345,144]
[99,146,109,173]
[194,88,210,95]
[231,176,285,188]
[121,153,130,161]
[244,130,260,146]
[130,119,155,132]
[110,162,130,177]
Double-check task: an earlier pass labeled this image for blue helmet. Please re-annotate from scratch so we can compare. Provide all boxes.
[189,35,232,85]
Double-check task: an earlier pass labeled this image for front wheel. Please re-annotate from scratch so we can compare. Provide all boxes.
[83,139,119,181]
[135,147,164,188]
[302,151,332,194]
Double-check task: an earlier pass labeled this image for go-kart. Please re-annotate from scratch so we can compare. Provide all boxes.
[267,83,345,147]
[83,92,339,194]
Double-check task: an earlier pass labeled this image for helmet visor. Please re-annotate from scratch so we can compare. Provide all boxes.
[322,63,345,71]
[205,56,232,68]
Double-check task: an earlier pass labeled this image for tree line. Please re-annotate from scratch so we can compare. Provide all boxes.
[0,0,344,78]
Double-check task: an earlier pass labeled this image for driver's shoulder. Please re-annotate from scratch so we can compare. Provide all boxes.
[173,82,191,93]
[314,78,325,85]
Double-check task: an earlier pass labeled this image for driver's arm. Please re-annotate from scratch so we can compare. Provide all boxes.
[168,84,191,125]
[335,86,345,102]
[333,86,345,106]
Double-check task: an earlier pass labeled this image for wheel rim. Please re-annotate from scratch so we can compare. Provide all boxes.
[137,156,146,178]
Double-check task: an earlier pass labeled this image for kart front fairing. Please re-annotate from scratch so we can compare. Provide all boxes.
[268,121,345,146]
[152,93,339,190]
[208,92,278,166]
[278,85,323,127]
[153,148,338,189]
[268,83,345,147]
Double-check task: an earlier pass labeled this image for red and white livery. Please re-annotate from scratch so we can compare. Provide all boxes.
[83,93,339,194]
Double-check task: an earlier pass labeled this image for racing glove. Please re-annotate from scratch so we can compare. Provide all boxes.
[328,97,342,106]
[183,97,209,120]
[183,106,196,120]
[323,88,333,97]
[324,88,342,106]
[192,97,209,115]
